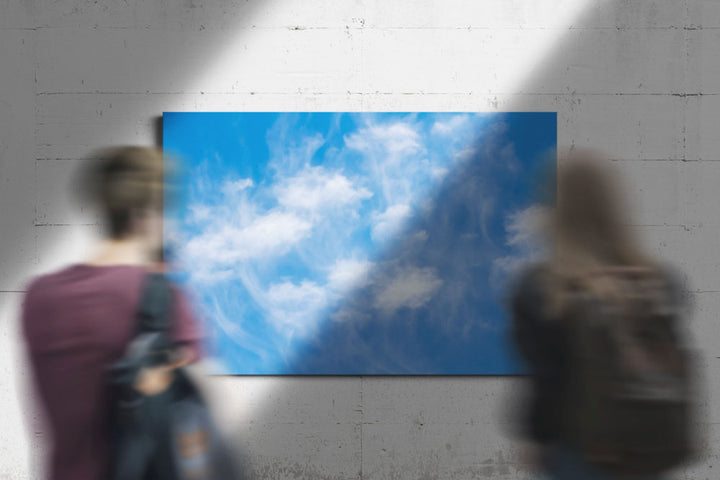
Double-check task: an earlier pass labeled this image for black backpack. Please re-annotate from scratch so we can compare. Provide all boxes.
[560,267,697,476]
[108,273,241,480]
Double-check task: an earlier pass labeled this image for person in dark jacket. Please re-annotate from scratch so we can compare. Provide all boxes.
[510,150,686,480]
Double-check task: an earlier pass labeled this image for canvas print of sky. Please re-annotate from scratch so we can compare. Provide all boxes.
[163,112,555,375]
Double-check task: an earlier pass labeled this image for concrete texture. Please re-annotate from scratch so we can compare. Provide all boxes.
[1,1,718,478]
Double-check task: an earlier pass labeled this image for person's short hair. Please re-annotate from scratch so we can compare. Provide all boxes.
[79,146,164,239]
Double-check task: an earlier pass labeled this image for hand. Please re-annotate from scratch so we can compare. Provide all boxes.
[133,364,175,396]
[133,347,192,396]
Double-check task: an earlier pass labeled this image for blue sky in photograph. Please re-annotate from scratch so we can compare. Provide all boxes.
[163,112,555,374]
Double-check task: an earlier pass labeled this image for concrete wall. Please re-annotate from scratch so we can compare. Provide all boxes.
[1,1,718,478]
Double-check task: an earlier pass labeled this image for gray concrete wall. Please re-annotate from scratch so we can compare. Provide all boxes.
[1,1,718,478]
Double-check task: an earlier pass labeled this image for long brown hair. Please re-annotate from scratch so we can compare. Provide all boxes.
[546,150,655,314]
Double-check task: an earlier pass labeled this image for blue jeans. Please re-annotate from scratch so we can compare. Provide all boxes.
[543,446,664,480]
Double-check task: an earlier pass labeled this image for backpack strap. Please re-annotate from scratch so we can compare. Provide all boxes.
[108,273,175,399]
[133,272,175,366]
[136,272,174,334]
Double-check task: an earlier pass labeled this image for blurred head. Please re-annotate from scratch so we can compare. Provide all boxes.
[80,146,165,251]
[548,149,652,302]
[555,150,631,262]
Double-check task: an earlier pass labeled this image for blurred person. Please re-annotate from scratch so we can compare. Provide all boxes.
[21,147,202,480]
[510,150,699,479]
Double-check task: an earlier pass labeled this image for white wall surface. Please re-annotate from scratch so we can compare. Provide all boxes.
[1,1,719,478]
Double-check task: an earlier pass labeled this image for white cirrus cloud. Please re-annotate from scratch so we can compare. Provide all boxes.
[453,147,477,165]
[374,266,443,314]
[188,204,212,224]
[504,204,550,249]
[431,166,449,179]
[192,269,235,284]
[275,167,372,212]
[344,122,421,155]
[491,203,551,288]
[267,132,326,174]
[431,114,470,136]
[371,204,412,243]
[184,211,313,274]
[221,177,254,196]
[265,280,329,337]
[327,258,374,293]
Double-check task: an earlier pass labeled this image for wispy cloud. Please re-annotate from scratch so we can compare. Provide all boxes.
[275,167,372,213]
[327,258,374,293]
[373,266,443,314]
[491,203,551,288]
[221,177,254,196]
[188,204,212,224]
[345,121,421,155]
[265,280,329,338]
[267,132,326,174]
[505,204,550,248]
[371,204,412,243]
[185,211,313,272]
[431,114,470,136]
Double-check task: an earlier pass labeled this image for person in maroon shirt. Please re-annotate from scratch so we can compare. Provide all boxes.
[22,147,202,480]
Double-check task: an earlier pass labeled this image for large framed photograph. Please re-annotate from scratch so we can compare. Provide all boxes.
[164,112,555,374]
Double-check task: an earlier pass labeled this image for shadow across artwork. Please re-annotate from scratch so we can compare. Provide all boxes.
[163,112,556,375]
